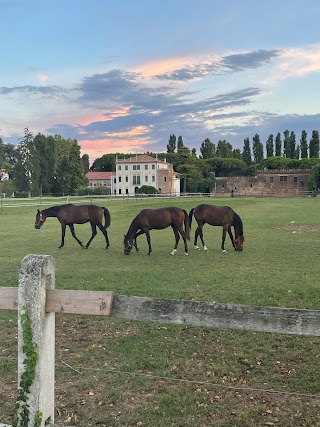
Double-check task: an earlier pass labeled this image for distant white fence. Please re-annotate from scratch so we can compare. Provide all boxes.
[1,254,320,426]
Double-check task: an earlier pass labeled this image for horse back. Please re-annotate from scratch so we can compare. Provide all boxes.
[57,204,103,224]
[136,207,184,230]
[194,204,234,226]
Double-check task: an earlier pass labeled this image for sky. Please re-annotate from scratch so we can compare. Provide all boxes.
[1,0,320,163]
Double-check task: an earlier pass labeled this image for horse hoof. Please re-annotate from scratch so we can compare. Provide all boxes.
[222,250,227,253]
[203,246,208,251]
[185,252,189,256]
[194,245,200,250]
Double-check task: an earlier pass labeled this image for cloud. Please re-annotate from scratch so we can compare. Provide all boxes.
[153,49,281,81]
[0,85,64,96]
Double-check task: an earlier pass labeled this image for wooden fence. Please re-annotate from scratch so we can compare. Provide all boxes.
[1,254,320,426]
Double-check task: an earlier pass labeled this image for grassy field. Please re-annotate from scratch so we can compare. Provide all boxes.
[1,196,320,426]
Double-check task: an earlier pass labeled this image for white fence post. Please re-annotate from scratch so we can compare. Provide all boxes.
[18,255,55,427]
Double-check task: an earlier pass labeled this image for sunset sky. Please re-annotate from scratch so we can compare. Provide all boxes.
[1,0,320,163]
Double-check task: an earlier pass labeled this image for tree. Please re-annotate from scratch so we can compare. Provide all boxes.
[266,134,274,157]
[200,138,215,159]
[252,134,264,163]
[167,134,176,153]
[283,129,291,158]
[33,133,57,194]
[289,131,296,158]
[82,154,90,173]
[242,138,252,165]
[216,140,233,158]
[300,130,308,159]
[309,130,319,158]
[275,132,282,156]
[91,154,116,171]
[16,127,36,196]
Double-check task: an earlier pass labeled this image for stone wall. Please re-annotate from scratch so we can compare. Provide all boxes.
[215,170,312,197]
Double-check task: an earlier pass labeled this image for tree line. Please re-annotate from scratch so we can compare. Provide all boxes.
[1,128,320,196]
[0,128,88,196]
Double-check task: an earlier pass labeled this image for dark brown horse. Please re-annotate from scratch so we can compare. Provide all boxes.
[189,204,244,252]
[123,207,190,255]
[35,204,111,249]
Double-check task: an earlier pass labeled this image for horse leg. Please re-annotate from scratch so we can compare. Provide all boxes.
[97,223,110,249]
[176,226,189,256]
[84,222,97,249]
[68,224,84,248]
[195,225,207,251]
[145,230,152,255]
[58,224,66,249]
[171,227,180,255]
[228,227,235,249]
[134,229,145,252]
[221,226,228,253]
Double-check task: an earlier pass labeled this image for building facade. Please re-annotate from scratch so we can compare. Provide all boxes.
[85,171,112,189]
[112,154,180,196]
[215,169,312,197]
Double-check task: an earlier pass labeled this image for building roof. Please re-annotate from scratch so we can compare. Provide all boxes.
[117,154,162,163]
[86,171,112,180]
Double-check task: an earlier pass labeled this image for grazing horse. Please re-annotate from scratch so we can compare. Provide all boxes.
[35,204,111,249]
[189,204,244,252]
[123,207,190,255]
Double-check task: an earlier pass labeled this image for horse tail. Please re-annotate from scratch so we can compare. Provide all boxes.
[189,208,194,228]
[102,207,111,229]
[183,209,191,240]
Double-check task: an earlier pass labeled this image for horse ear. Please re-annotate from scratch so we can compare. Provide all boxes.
[37,209,40,213]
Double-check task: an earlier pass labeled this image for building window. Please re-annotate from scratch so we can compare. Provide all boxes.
[114,178,116,184]
[125,175,128,183]
[280,176,287,182]
[152,175,155,182]
[126,188,129,194]
[164,177,167,182]
[152,165,155,170]
[119,177,121,183]
[90,182,92,186]
[118,166,121,171]
[133,175,141,185]
[137,165,140,170]
[125,165,128,170]
[133,165,136,170]
[294,176,298,183]
[300,181,304,187]
[270,177,274,183]
[119,189,121,194]
[145,165,148,170]
[145,175,148,182]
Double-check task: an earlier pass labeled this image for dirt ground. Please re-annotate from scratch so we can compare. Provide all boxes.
[278,223,320,233]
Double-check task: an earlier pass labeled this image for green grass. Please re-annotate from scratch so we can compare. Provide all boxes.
[1,197,320,426]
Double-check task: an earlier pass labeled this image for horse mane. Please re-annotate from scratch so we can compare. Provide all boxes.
[233,211,243,235]
[43,205,63,216]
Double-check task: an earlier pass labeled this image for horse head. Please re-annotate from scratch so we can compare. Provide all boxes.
[234,234,244,251]
[35,209,46,229]
[123,234,133,255]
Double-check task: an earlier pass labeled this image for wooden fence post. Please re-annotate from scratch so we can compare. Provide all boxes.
[18,255,55,427]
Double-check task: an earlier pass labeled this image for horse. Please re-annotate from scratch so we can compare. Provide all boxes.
[123,207,190,256]
[35,204,111,249]
[189,204,244,252]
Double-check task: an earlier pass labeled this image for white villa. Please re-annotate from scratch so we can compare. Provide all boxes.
[112,154,181,196]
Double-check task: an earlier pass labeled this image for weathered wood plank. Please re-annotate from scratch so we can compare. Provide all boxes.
[0,287,18,310]
[112,295,320,336]
[45,289,114,315]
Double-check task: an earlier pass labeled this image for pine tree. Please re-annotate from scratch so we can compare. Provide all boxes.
[300,130,308,159]
[252,134,264,163]
[309,130,319,158]
[242,137,252,165]
[167,134,176,153]
[275,132,282,156]
[266,134,274,157]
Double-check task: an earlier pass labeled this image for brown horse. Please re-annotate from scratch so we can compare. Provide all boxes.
[123,207,190,255]
[35,204,111,249]
[189,204,244,252]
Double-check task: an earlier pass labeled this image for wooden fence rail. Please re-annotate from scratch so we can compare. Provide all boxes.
[1,254,320,426]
